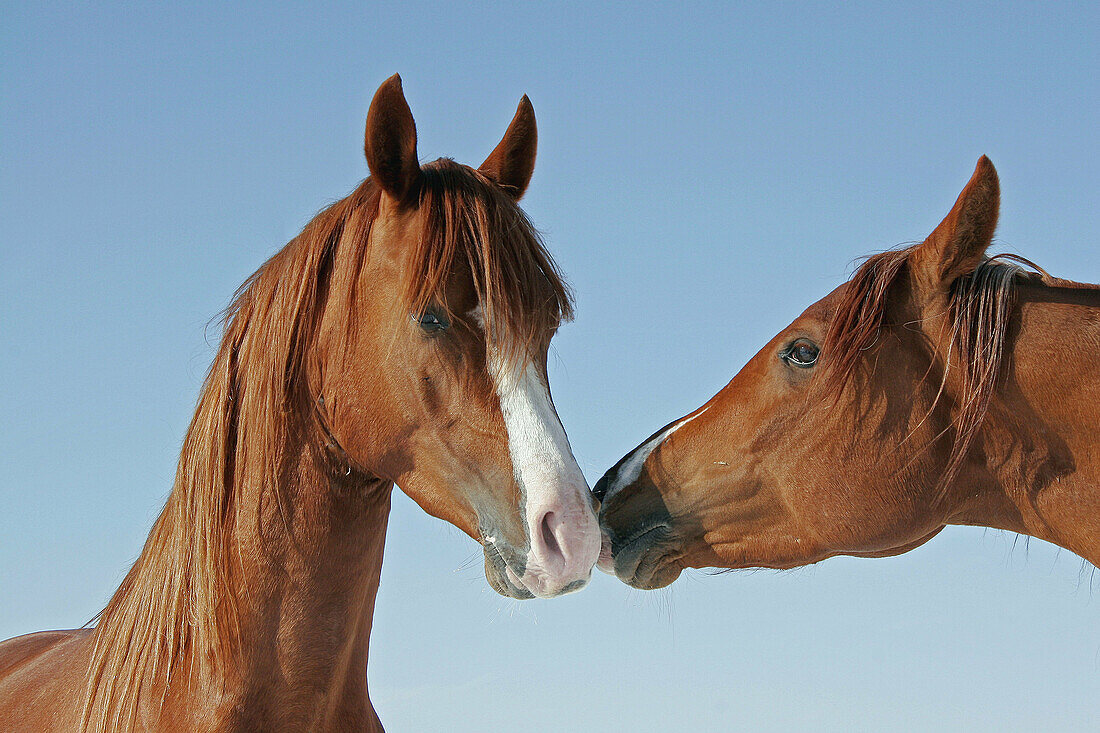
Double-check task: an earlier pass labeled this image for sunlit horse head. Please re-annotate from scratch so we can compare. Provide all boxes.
[0,75,600,733]
[319,75,601,597]
[597,157,1100,589]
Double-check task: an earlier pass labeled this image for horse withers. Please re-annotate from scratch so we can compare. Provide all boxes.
[597,157,1099,589]
[0,75,601,732]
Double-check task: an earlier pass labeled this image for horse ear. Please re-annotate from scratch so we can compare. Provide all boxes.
[364,74,421,204]
[910,156,1000,292]
[479,95,537,201]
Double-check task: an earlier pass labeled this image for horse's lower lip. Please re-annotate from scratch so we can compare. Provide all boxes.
[622,545,681,589]
[608,523,672,582]
[627,553,681,589]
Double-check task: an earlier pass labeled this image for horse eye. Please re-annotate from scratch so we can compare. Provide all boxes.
[783,340,819,368]
[413,311,449,334]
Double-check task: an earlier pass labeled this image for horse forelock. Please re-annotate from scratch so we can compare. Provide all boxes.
[409,159,574,368]
[82,160,571,731]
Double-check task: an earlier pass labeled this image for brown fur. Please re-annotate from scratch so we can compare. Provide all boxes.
[599,157,1100,589]
[822,249,1036,500]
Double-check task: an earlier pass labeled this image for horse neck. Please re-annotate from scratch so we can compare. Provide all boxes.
[956,279,1100,565]
[216,442,393,729]
[90,434,393,732]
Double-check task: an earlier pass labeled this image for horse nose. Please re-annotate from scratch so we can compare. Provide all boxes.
[531,509,569,575]
[525,505,600,597]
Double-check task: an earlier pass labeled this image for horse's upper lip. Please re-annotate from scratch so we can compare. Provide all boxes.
[612,522,672,555]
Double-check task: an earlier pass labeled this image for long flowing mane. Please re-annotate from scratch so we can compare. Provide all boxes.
[80,159,573,732]
[820,246,1072,499]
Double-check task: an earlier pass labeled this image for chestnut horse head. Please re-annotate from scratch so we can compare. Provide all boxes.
[59,75,601,732]
[597,157,1100,589]
[317,75,601,597]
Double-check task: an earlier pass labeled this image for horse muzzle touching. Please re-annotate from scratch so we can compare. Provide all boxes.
[468,351,604,599]
[593,408,718,589]
[593,459,689,590]
[481,485,602,599]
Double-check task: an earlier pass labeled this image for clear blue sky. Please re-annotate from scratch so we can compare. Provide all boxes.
[3,2,1099,730]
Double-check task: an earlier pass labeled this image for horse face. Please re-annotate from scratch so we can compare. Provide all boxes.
[597,158,1002,588]
[594,291,944,589]
[316,76,599,599]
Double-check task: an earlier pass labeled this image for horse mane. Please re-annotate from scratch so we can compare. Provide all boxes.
[80,159,572,732]
[820,246,1063,500]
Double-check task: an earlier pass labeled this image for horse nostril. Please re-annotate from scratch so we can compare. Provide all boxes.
[540,512,561,557]
[592,473,611,503]
[533,510,570,575]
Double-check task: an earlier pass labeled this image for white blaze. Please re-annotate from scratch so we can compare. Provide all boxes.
[493,361,583,502]
[475,307,600,596]
[602,405,711,502]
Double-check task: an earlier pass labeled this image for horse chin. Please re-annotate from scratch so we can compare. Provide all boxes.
[623,557,682,590]
[609,524,684,590]
[483,552,535,600]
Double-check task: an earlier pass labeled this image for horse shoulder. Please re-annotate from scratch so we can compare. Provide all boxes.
[0,629,91,731]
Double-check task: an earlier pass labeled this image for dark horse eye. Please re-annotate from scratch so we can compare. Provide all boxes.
[783,340,820,368]
[413,311,449,334]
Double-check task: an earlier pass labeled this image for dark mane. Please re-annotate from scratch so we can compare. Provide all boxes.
[81,160,572,732]
[820,246,1055,499]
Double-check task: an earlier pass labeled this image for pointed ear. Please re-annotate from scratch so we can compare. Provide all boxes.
[910,156,1000,292]
[364,74,421,204]
[479,95,537,200]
